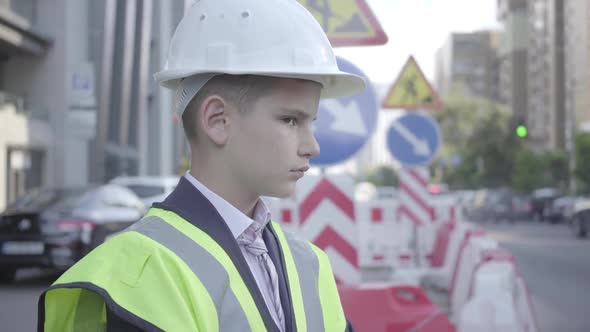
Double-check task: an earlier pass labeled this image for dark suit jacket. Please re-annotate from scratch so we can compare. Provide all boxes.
[106,177,354,331]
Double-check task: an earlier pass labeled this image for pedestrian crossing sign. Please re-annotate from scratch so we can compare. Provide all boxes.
[298,0,387,46]
[382,56,443,110]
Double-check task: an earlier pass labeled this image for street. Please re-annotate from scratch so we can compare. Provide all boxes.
[1,221,589,331]
[483,221,590,332]
[0,269,59,332]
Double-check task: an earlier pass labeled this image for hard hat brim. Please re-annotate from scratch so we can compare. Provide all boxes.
[155,69,366,99]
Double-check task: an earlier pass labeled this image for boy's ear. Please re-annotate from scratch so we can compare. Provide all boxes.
[199,95,230,146]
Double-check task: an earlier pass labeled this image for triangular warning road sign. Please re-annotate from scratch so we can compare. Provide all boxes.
[382,56,443,111]
[298,0,388,47]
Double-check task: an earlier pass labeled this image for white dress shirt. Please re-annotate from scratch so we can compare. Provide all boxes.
[184,172,285,331]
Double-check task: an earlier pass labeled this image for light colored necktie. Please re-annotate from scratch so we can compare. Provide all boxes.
[238,233,285,331]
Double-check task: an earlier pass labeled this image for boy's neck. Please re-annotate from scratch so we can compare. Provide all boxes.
[189,164,259,219]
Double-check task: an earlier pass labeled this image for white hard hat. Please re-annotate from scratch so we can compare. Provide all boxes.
[155,0,366,99]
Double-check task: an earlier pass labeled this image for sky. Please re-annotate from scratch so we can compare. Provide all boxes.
[333,0,501,84]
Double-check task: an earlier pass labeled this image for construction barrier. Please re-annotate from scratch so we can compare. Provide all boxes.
[357,200,400,268]
[458,249,539,332]
[428,222,454,267]
[421,222,474,291]
[270,179,538,332]
[458,261,521,332]
[450,236,498,319]
[295,174,360,284]
[448,228,487,295]
[338,283,456,332]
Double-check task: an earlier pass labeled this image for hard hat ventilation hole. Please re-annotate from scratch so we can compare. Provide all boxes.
[199,14,207,22]
[241,11,250,18]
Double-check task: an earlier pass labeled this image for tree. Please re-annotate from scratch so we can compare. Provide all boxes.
[365,165,399,187]
[511,149,545,193]
[575,132,590,194]
[434,84,519,189]
[511,149,569,193]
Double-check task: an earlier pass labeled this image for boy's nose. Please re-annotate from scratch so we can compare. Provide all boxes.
[299,130,320,159]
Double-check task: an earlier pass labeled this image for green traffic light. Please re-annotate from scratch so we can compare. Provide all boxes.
[516,125,528,138]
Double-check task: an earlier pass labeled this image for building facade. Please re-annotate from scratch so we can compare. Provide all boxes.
[497,0,528,123]
[435,31,501,103]
[526,0,567,151]
[0,0,187,210]
[498,0,588,152]
[564,0,590,133]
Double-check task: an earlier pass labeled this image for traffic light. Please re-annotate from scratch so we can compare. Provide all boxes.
[514,116,528,139]
[516,124,528,138]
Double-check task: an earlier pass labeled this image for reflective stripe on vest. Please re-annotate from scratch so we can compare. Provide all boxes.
[128,215,257,331]
[271,223,346,332]
[141,208,267,331]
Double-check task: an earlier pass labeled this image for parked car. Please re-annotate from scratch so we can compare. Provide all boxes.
[110,176,179,208]
[0,184,145,283]
[509,194,533,222]
[467,189,510,222]
[545,196,577,223]
[570,197,590,238]
[465,189,531,223]
[530,188,562,221]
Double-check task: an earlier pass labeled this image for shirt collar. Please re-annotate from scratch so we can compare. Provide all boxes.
[184,171,271,239]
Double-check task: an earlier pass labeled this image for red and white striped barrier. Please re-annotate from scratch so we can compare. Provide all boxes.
[449,228,487,295]
[398,167,434,227]
[296,175,359,284]
[398,167,434,267]
[270,197,299,233]
[422,222,475,291]
[357,200,401,268]
[428,222,454,268]
[420,200,459,265]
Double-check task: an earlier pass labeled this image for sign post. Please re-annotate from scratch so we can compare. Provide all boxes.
[387,112,441,266]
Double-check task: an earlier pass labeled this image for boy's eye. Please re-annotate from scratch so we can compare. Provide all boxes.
[282,117,298,126]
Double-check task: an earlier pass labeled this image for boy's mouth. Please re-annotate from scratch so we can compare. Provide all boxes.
[291,166,310,173]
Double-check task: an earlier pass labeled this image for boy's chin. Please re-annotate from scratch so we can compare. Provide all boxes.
[263,186,296,199]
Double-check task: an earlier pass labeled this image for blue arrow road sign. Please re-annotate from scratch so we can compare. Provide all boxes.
[386,112,441,167]
[311,57,378,166]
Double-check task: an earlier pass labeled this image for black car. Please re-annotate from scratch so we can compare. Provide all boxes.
[0,185,145,283]
[530,188,562,222]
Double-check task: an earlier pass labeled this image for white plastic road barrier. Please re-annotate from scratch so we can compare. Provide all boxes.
[458,261,521,332]
[417,223,438,267]
[450,236,499,320]
[421,222,474,291]
[514,275,539,332]
[449,228,486,295]
[357,200,400,268]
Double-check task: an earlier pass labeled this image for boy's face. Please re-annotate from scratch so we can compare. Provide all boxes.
[225,78,321,199]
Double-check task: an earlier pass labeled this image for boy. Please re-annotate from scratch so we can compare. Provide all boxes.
[38,0,365,331]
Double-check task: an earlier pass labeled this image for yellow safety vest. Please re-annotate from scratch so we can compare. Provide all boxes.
[39,208,346,331]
